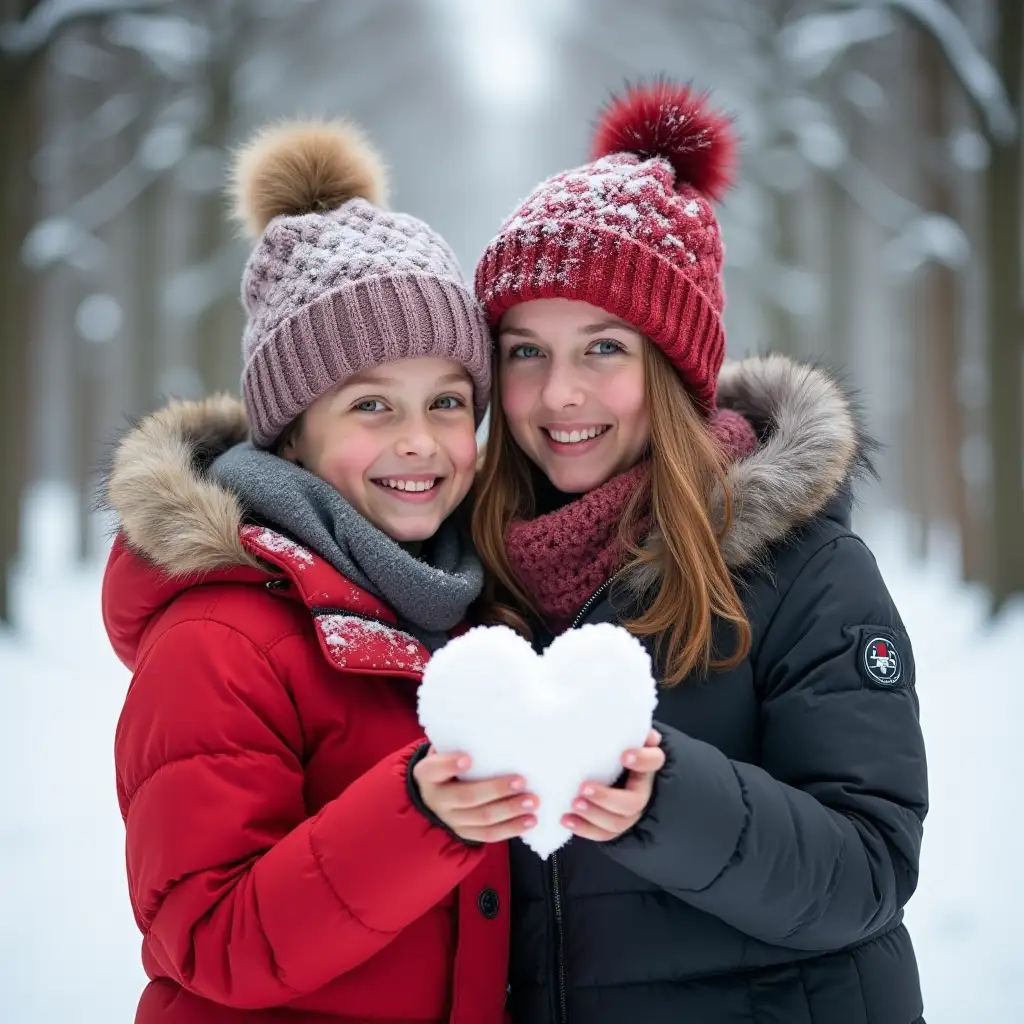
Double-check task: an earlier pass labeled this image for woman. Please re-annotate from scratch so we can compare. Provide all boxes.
[469,81,928,1023]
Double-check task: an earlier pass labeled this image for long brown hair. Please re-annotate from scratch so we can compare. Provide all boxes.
[471,340,750,686]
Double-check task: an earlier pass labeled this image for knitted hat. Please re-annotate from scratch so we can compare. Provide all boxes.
[475,80,737,412]
[232,120,491,448]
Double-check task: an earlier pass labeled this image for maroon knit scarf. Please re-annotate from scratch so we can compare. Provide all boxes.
[504,408,758,632]
[505,463,648,634]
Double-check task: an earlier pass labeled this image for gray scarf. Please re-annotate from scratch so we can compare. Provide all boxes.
[211,443,482,651]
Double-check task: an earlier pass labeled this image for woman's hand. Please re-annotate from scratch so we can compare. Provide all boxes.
[413,748,539,843]
[562,729,665,842]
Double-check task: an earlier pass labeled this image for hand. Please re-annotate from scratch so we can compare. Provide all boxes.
[413,748,539,844]
[561,729,665,842]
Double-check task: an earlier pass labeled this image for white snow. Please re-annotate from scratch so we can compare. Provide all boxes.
[244,525,315,567]
[1,499,1021,1020]
[316,613,426,673]
[419,622,658,859]
[1,558,144,1021]
[496,154,716,276]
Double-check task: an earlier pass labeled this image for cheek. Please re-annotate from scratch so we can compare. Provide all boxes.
[444,422,480,474]
[500,371,539,434]
[605,371,649,443]
[309,424,376,484]
[322,448,372,481]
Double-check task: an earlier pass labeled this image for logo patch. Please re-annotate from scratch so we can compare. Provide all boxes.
[862,636,902,687]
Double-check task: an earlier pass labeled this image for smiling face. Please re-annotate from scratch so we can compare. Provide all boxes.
[282,356,478,542]
[497,298,650,493]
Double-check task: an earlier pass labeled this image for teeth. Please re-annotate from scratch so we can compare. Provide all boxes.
[381,478,437,492]
[547,426,607,444]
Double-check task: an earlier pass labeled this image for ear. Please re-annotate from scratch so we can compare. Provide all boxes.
[276,414,305,466]
[280,440,301,466]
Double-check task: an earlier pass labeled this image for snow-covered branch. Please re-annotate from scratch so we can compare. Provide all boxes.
[883,0,1016,142]
[22,99,195,270]
[778,9,897,77]
[0,0,167,57]
[838,154,922,226]
[104,13,210,75]
[808,0,1017,143]
[836,155,970,272]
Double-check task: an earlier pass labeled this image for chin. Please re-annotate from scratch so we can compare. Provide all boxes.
[542,460,617,495]
[377,515,444,544]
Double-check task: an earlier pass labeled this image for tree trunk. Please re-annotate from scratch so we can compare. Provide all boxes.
[767,186,804,356]
[0,94,30,623]
[131,169,163,415]
[762,0,804,359]
[823,170,855,374]
[985,0,1024,613]
[194,37,241,395]
[72,331,102,561]
[67,25,111,561]
[914,26,978,580]
[0,1,41,623]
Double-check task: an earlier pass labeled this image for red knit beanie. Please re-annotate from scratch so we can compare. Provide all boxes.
[475,80,737,412]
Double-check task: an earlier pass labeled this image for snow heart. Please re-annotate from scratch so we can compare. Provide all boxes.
[418,623,658,859]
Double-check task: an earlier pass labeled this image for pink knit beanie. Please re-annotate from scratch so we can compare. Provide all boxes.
[231,120,491,448]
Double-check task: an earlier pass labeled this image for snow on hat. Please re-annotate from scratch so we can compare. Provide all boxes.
[232,119,491,448]
[475,80,737,412]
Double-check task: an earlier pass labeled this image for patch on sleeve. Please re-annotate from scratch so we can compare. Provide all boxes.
[858,630,906,689]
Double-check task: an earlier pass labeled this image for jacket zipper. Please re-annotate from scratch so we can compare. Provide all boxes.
[549,578,614,1023]
[551,852,569,1024]
[568,578,613,631]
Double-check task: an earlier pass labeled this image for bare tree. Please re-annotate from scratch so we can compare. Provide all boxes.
[0,0,167,613]
[0,0,40,623]
[985,0,1023,612]
[187,0,246,396]
[906,23,977,573]
[789,0,1019,605]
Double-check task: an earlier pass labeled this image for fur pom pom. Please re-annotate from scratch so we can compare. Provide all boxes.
[230,119,389,238]
[591,80,737,201]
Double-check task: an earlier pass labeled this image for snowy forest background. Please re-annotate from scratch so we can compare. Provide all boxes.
[1,0,1021,1020]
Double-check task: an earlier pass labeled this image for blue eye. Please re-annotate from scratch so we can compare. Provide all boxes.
[591,339,624,355]
[433,395,466,410]
[355,399,386,413]
[508,344,543,360]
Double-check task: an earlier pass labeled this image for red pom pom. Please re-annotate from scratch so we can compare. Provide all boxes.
[591,80,737,202]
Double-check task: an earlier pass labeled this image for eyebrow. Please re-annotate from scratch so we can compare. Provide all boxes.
[341,370,471,389]
[436,371,473,387]
[579,317,639,335]
[499,318,639,339]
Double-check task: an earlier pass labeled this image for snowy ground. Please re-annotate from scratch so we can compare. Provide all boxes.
[1,492,1021,1022]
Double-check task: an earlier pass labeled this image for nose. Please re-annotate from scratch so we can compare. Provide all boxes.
[395,414,439,459]
[540,361,585,410]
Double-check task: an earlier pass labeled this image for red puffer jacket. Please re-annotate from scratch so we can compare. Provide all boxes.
[102,396,509,1024]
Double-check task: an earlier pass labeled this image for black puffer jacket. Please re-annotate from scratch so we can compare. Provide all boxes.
[509,356,928,1024]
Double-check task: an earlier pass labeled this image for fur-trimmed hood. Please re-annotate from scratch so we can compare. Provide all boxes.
[714,355,871,568]
[104,354,869,578]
